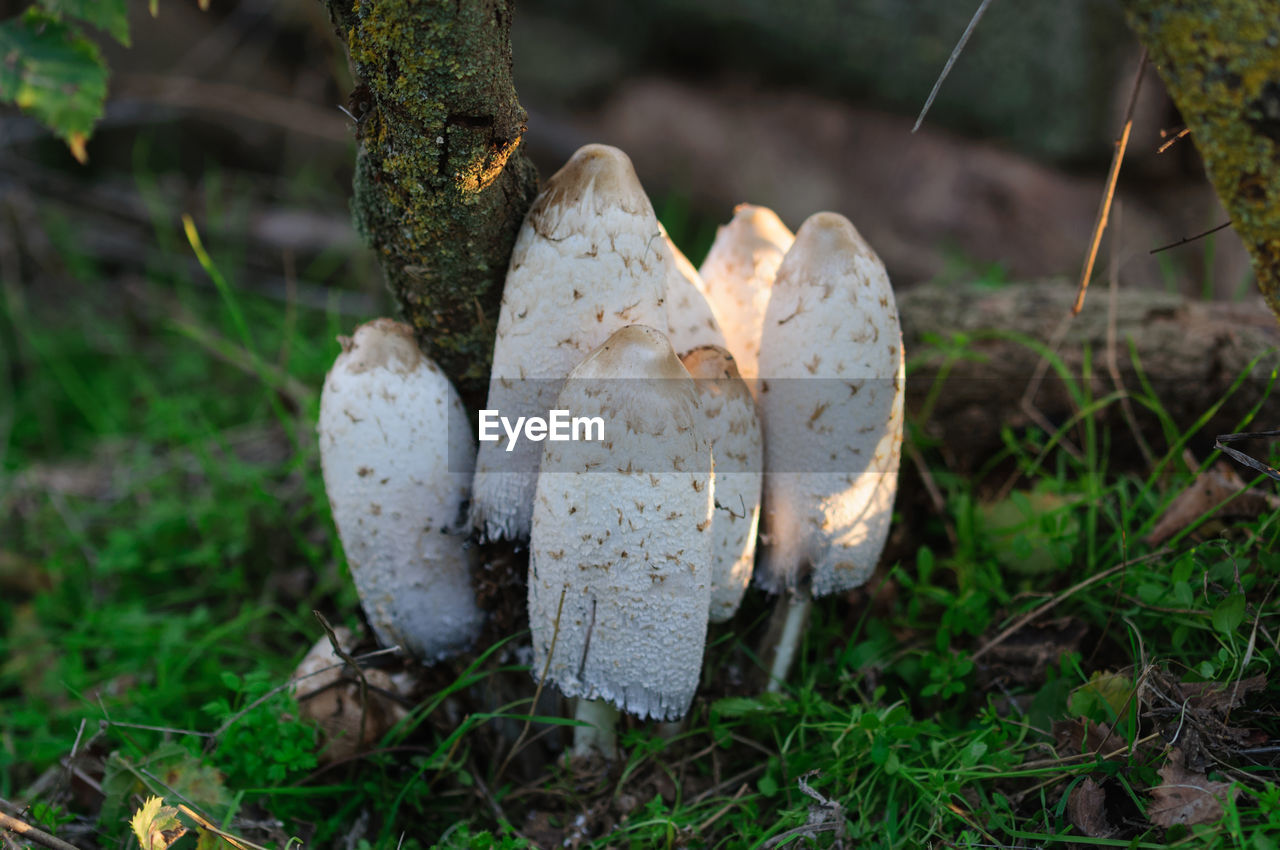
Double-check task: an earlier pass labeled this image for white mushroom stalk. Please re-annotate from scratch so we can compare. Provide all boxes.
[662,231,729,357]
[754,212,904,690]
[471,144,670,542]
[681,346,762,623]
[697,204,795,388]
[318,319,483,662]
[527,325,713,759]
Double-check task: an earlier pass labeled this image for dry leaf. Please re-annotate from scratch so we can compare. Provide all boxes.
[1175,674,1267,715]
[1068,777,1112,838]
[1149,747,1238,828]
[1147,465,1279,546]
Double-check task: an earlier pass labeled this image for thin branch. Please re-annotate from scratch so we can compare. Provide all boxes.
[1073,47,1147,315]
[973,550,1168,660]
[1149,220,1233,255]
[912,0,995,133]
[0,811,82,850]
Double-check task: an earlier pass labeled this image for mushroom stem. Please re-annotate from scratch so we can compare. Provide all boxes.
[571,698,619,761]
[762,587,813,693]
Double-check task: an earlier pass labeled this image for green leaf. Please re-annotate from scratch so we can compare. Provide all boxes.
[129,796,186,850]
[39,0,131,46]
[1212,593,1247,634]
[0,9,108,161]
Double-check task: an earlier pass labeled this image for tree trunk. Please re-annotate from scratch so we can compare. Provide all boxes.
[320,0,539,390]
[1118,0,1280,320]
[900,281,1280,470]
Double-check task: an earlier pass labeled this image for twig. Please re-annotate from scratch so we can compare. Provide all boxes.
[696,783,751,833]
[1073,47,1147,315]
[1157,125,1190,154]
[1104,202,1155,468]
[912,0,995,133]
[0,811,82,850]
[494,584,568,783]
[1149,220,1233,255]
[973,550,1168,660]
[313,611,370,755]
[906,439,957,549]
[1215,430,1280,482]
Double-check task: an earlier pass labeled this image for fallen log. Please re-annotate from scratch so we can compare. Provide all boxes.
[898,280,1280,472]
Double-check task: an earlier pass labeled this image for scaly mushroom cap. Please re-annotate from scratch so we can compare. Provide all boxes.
[528,325,713,721]
[681,346,762,623]
[471,144,670,542]
[754,213,904,597]
[662,231,729,357]
[318,319,483,660]
[697,204,795,385]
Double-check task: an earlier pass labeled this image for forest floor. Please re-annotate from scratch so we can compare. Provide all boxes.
[2,158,1279,848]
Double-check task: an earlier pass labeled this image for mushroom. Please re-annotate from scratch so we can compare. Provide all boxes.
[681,346,762,623]
[318,318,483,662]
[527,324,713,759]
[753,212,904,690]
[697,204,795,387]
[661,229,729,356]
[290,628,410,764]
[471,144,670,542]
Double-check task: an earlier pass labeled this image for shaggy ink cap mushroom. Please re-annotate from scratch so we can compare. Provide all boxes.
[318,319,483,662]
[754,212,904,598]
[471,144,670,543]
[698,204,795,386]
[661,228,729,357]
[528,324,714,722]
[681,346,762,623]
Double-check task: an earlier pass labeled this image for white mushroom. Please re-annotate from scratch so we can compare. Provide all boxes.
[471,144,670,542]
[661,230,728,356]
[697,204,795,386]
[527,325,713,757]
[681,346,762,623]
[318,319,483,662]
[754,212,904,689]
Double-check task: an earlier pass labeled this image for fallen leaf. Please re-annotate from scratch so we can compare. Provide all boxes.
[1146,465,1279,546]
[1068,777,1111,837]
[1176,674,1267,715]
[1149,747,1238,828]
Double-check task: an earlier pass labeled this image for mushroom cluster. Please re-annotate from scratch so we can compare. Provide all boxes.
[313,143,904,761]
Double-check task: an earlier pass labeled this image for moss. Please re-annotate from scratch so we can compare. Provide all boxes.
[322,0,540,389]
[1120,0,1280,319]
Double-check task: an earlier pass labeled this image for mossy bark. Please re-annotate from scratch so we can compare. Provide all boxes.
[1118,0,1280,319]
[321,0,539,388]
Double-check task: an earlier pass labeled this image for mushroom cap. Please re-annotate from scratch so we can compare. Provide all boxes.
[661,231,729,357]
[681,346,762,623]
[528,324,714,721]
[471,144,669,542]
[697,204,795,385]
[318,318,483,661]
[754,213,904,597]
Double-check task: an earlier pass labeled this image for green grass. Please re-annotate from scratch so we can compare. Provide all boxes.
[2,192,1278,850]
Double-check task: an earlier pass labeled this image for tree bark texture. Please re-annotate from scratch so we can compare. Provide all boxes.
[321,0,539,388]
[900,281,1280,470]
[1119,0,1280,319]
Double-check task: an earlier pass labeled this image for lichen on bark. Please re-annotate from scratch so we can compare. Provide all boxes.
[321,0,539,388]
[1119,0,1280,319]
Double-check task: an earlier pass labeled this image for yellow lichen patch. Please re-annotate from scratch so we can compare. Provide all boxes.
[1120,0,1280,318]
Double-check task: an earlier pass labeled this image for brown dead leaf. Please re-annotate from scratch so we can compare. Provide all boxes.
[1146,465,1280,546]
[1176,674,1267,715]
[1054,718,1114,756]
[1068,777,1112,838]
[1149,747,1238,828]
